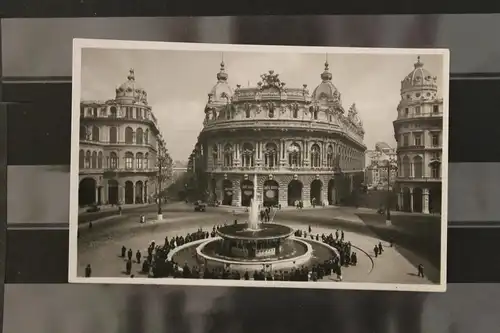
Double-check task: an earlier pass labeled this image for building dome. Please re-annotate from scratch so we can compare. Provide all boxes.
[115,68,148,104]
[208,61,233,104]
[401,56,438,94]
[312,61,341,103]
[375,142,392,152]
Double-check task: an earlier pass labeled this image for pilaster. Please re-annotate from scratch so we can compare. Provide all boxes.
[423,188,430,214]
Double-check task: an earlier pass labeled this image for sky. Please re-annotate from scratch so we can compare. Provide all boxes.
[81,47,445,161]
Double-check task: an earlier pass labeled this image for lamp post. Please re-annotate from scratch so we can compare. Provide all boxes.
[383,157,397,226]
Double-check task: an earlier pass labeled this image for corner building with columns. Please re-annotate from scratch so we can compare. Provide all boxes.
[196,60,366,208]
[394,57,443,215]
[79,69,167,206]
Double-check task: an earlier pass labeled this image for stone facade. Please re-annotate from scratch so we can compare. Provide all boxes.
[79,69,170,206]
[393,57,443,214]
[195,60,366,207]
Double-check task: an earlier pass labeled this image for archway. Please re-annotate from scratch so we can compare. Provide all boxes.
[222,179,233,205]
[125,181,134,204]
[108,180,119,205]
[79,178,96,206]
[240,179,254,207]
[402,187,411,212]
[429,187,442,214]
[310,179,323,206]
[263,179,279,207]
[413,187,423,213]
[327,178,336,205]
[287,179,303,206]
[135,181,144,204]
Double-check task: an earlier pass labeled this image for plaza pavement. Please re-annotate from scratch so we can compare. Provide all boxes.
[77,202,440,285]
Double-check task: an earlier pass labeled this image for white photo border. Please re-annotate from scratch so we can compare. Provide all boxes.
[69,38,449,292]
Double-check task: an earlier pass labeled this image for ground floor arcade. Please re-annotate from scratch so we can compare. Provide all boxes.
[208,171,364,208]
[396,181,442,214]
[79,175,156,206]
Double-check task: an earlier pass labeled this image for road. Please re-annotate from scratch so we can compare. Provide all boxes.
[77,202,439,285]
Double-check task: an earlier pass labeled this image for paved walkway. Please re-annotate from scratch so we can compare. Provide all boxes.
[78,206,438,285]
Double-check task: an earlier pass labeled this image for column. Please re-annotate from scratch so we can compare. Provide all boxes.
[103,184,108,205]
[232,179,241,206]
[95,187,99,204]
[133,184,136,204]
[120,185,125,204]
[303,182,311,207]
[423,188,430,214]
[397,192,403,211]
[409,188,414,212]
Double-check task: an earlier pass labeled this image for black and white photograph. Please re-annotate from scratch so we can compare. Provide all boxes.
[70,39,449,292]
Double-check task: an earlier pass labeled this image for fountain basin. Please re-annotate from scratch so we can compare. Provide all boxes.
[217,223,294,240]
[196,237,314,271]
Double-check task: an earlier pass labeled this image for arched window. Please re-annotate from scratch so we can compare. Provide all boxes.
[85,151,91,168]
[110,106,117,118]
[136,152,144,169]
[125,152,134,169]
[136,128,144,145]
[402,155,411,178]
[92,126,99,142]
[245,108,250,118]
[80,125,87,140]
[97,152,103,169]
[431,162,440,179]
[109,127,117,143]
[144,153,149,169]
[241,143,254,167]
[313,110,318,120]
[310,144,321,167]
[145,129,149,144]
[224,144,233,167]
[110,152,118,169]
[79,150,85,169]
[326,145,334,167]
[264,143,278,168]
[292,108,298,119]
[126,107,133,119]
[125,127,134,144]
[91,151,97,168]
[212,145,219,166]
[413,156,423,178]
[288,143,301,167]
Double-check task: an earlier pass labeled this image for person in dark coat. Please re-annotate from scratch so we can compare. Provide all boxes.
[127,248,133,261]
[121,246,126,257]
[126,259,132,275]
[418,264,425,278]
[136,250,142,263]
[85,264,92,277]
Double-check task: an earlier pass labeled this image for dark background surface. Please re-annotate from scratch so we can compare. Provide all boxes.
[3,12,500,333]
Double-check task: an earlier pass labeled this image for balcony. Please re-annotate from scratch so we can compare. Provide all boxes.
[396,176,441,183]
[396,145,425,152]
[81,167,158,175]
[80,139,157,150]
[395,111,443,122]
[208,165,350,174]
[81,113,159,129]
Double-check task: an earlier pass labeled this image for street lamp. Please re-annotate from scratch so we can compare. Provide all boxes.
[382,157,398,226]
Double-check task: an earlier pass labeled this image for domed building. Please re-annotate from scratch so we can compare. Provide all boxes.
[195,60,366,207]
[394,56,443,214]
[79,68,170,207]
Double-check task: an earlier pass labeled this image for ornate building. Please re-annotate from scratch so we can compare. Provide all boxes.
[365,142,397,188]
[79,69,171,206]
[194,60,366,207]
[394,57,443,214]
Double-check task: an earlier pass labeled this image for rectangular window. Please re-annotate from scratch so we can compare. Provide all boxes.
[403,134,409,147]
[431,133,439,147]
[433,105,439,113]
[414,134,422,146]
[404,108,409,117]
[415,106,421,115]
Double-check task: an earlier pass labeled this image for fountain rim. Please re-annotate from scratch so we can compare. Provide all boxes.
[216,222,295,241]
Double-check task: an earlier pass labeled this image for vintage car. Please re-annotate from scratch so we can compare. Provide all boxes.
[194,201,207,212]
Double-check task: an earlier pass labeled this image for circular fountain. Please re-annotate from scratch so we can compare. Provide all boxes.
[188,174,337,271]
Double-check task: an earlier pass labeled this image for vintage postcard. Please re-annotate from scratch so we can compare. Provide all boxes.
[70,39,449,292]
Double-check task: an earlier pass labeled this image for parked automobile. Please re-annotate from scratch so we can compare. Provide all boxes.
[194,201,207,212]
[86,204,101,213]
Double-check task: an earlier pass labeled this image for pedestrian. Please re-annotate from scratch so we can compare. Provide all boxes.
[390,238,394,247]
[378,242,383,254]
[136,250,142,263]
[374,245,379,258]
[417,264,425,278]
[89,221,93,229]
[127,248,133,261]
[85,264,92,277]
[121,245,126,257]
[126,259,132,275]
